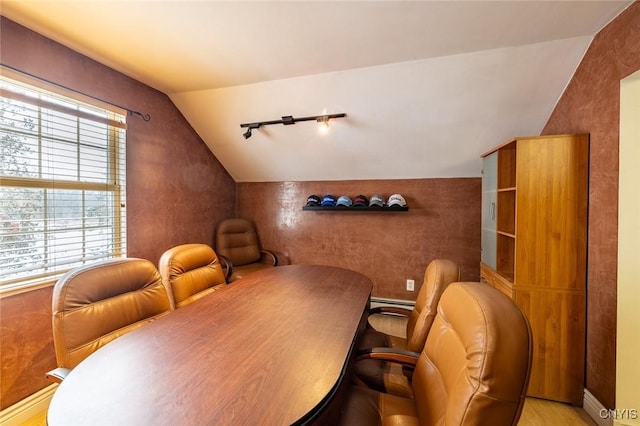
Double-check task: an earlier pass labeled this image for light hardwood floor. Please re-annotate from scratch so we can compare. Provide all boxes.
[19,396,597,426]
[519,397,596,425]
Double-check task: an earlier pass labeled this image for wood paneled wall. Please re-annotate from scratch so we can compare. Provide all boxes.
[541,1,640,409]
[0,17,236,409]
[236,179,481,300]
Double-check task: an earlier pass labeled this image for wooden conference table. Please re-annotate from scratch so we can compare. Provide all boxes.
[47,264,373,425]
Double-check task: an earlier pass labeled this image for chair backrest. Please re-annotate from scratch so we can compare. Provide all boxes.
[51,258,172,370]
[405,259,460,352]
[159,243,226,309]
[215,218,261,266]
[412,282,532,425]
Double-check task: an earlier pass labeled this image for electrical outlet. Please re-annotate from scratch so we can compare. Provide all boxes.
[406,279,415,291]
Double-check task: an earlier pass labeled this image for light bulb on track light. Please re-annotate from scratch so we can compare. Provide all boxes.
[317,116,329,134]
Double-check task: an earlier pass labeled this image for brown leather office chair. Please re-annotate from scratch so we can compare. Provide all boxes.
[45,258,172,382]
[215,217,278,282]
[340,282,532,426]
[354,259,460,397]
[159,243,227,309]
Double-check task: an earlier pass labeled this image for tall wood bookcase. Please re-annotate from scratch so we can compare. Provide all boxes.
[480,134,589,405]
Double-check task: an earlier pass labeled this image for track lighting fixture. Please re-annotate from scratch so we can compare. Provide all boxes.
[242,123,261,139]
[240,113,346,139]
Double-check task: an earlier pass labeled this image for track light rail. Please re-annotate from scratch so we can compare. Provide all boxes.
[240,113,346,139]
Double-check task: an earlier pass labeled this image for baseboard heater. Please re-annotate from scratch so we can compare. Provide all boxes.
[369,297,415,311]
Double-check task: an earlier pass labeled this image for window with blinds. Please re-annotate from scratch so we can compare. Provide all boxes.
[0,73,127,291]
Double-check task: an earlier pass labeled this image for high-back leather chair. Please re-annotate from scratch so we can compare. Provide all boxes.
[339,282,533,426]
[46,258,172,382]
[215,218,278,282]
[354,259,460,397]
[159,243,226,309]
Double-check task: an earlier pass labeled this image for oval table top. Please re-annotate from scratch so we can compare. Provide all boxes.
[47,264,373,425]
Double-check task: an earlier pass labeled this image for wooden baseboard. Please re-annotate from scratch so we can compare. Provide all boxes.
[0,384,57,425]
[583,388,613,426]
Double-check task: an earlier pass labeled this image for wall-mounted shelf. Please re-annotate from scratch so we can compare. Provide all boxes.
[302,206,408,212]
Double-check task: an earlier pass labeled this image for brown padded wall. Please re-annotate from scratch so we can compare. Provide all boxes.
[236,179,481,300]
[0,17,235,408]
[540,2,640,408]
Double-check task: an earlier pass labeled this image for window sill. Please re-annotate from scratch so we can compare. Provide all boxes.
[0,276,59,299]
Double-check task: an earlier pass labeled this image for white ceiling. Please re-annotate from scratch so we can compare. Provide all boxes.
[2,1,633,182]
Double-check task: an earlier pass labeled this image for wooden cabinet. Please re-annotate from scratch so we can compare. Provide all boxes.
[480,134,588,405]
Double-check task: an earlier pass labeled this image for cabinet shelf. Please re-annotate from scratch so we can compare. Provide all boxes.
[497,141,517,189]
[497,190,516,235]
[302,206,408,212]
[497,187,516,192]
[496,231,515,238]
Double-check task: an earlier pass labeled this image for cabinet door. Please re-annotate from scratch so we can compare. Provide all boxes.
[514,136,589,289]
[481,152,497,268]
[514,288,586,404]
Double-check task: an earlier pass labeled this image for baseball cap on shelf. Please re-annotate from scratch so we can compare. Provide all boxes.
[336,195,353,207]
[369,194,384,208]
[321,194,337,207]
[305,194,321,207]
[353,194,369,207]
[388,193,407,208]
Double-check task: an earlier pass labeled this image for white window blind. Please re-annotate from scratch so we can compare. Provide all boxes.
[0,73,127,290]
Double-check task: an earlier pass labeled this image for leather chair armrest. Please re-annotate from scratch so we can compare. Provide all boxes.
[218,255,233,282]
[370,306,413,317]
[46,367,71,383]
[356,347,421,367]
[259,249,278,266]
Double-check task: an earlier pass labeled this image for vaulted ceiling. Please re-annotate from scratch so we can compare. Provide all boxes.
[1,1,633,182]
